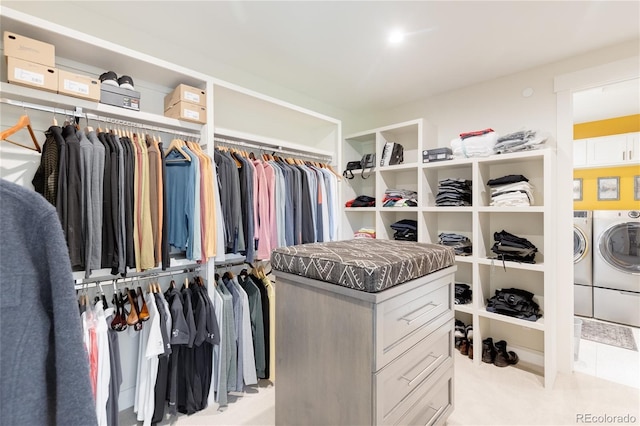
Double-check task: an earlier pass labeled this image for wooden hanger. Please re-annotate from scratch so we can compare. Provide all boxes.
[165,138,191,161]
[1,114,41,153]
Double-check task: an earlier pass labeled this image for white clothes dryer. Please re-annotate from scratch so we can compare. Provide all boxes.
[593,210,640,327]
[573,210,593,317]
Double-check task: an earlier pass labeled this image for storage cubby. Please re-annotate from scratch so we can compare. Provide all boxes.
[422,160,473,207]
[378,167,419,207]
[476,151,546,207]
[477,264,544,328]
[478,317,545,378]
[378,210,418,240]
[379,121,421,167]
[477,212,544,265]
[343,132,377,205]
[342,210,376,240]
[421,211,472,247]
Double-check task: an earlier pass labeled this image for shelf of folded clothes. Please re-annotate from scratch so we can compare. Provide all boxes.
[479,306,545,331]
[383,188,418,207]
[435,178,472,208]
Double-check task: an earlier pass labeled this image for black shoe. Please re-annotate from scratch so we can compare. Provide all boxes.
[493,340,519,367]
[482,338,496,364]
[465,325,473,359]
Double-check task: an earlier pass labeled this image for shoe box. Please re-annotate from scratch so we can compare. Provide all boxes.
[164,100,207,124]
[423,147,453,163]
[4,31,102,102]
[4,31,57,93]
[164,83,206,110]
[164,84,207,124]
[6,56,58,93]
[100,84,141,111]
[4,31,55,67]
[58,69,100,102]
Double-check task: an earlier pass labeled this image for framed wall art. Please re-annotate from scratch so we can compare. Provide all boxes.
[597,176,619,201]
[573,178,582,201]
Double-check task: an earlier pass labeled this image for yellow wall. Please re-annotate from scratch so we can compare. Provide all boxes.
[574,114,640,210]
[573,166,640,210]
[574,114,640,139]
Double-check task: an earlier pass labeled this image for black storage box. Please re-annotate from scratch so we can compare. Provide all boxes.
[100,85,140,111]
[423,147,453,163]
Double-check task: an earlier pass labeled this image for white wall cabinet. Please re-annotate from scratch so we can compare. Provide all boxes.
[579,131,640,167]
[343,121,557,388]
[573,138,587,167]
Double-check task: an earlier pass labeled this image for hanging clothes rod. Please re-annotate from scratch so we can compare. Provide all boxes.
[74,265,202,290]
[0,97,202,139]
[214,135,332,162]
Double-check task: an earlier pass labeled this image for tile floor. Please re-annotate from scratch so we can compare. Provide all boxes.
[573,318,640,389]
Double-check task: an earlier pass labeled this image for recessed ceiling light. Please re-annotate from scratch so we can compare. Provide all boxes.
[388,29,405,44]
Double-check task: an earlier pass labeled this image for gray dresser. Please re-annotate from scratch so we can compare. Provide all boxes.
[274,265,456,425]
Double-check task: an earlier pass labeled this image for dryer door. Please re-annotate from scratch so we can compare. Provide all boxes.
[573,226,588,263]
[598,222,640,274]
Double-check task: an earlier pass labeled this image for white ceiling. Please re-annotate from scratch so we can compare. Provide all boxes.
[4,1,640,119]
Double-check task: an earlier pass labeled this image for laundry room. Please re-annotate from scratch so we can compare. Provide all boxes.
[571,80,640,389]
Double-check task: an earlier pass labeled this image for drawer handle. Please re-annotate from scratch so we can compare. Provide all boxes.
[400,302,441,325]
[400,353,444,386]
[426,405,447,426]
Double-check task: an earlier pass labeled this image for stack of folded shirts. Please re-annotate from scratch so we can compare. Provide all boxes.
[451,128,498,158]
[383,188,418,207]
[345,195,375,207]
[390,219,417,241]
[455,283,472,305]
[438,232,472,256]
[436,178,472,206]
[494,129,548,154]
[353,227,376,239]
[487,175,534,207]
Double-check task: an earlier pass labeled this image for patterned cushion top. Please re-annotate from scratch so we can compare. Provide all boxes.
[271,239,455,293]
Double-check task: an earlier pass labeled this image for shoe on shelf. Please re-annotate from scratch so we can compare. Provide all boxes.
[455,320,466,349]
[493,340,519,367]
[466,325,473,359]
[482,337,496,364]
[459,338,469,356]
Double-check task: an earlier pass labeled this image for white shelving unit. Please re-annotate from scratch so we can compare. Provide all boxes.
[0,7,213,280]
[343,119,557,388]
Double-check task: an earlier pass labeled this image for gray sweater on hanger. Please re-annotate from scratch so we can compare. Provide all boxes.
[0,179,97,426]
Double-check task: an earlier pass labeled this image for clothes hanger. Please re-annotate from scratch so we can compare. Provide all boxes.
[84,115,94,135]
[0,113,42,153]
[165,138,191,162]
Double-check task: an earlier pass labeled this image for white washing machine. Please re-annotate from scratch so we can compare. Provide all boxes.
[574,211,593,317]
[593,210,640,327]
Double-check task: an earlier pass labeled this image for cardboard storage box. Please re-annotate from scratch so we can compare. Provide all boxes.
[164,101,206,124]
[100,84,140,111]
[58,69,100,101]
[164,83,206,109]
[7,56,57,93]
[3,31,56,67]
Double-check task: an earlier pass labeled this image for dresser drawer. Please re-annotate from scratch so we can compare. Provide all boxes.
[376,278,452,368]
[379,357,453,426]
[375,320,452,423]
